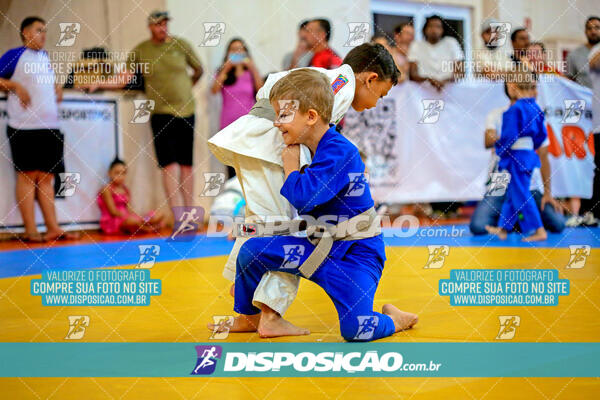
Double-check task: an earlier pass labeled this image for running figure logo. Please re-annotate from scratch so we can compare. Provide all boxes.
[281,245,305,269]
[201,172,226,197]
[200,23,225,46]
[65,315,89,340]
[487,22,511,46]
[170,207,204,241]
[191,345,222,375]
[566,245,591,269]
[345,173,369,197]
[276,100,299,124]
[137,245,160,268]
[496,315,520,340]
[209,315,234,340]
[57,173,81,197]
[354,316,379,340]
[486,172,511,196]
[56,23,80,47]
[131,100,155,123]
[424,245,449,269]
[562,100,586,123]
[419,100,444,124]
[344,23,370,47]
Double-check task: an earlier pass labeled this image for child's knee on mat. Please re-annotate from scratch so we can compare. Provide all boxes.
[340,323,359,342]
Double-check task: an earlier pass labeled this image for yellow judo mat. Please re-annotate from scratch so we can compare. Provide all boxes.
[1,244,599,398]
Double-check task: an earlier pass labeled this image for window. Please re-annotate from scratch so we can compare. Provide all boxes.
[372,0,472,75]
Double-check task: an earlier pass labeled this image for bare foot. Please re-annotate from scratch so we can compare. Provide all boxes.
[257,315,310,338]
[44,229,80,241]
[485,225,507,240]
[382,304,418,332]
[523,227,547,242]
[22,232,45,243]
[257,305,309,338]
[207,313,260,333]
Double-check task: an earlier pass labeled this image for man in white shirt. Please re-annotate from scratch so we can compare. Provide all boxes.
[469,84,565,235]
[408,15,464,91]
[0,16,77,242]
[473,18,513,79]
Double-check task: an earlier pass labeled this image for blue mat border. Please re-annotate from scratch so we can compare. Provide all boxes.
[1,226,597,279]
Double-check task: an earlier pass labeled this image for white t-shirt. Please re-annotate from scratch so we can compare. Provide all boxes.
[473,45,512,75]
[408,37,465,81]
[0,47,59,130]
[589,43,600,133]
[485,105,548,193]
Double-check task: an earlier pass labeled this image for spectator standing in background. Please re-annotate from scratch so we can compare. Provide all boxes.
[391,22,414,83]
[0,17,78,242]
[371,33,393,53]
[586,42,600,221]
[305,19,342,69]
[510,28,530,65]
[408,15,465,91]
[523,42,563,76]
[566,16,600,88]
[282,20,313,70]
[211,38,264,178]
[83,10,203,209]
[473,18,512,79]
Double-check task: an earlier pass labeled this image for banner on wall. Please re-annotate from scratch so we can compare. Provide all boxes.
[0,98,120,232]
[344,77,594,203]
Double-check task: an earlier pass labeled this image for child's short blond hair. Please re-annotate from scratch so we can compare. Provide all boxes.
[269,68,334,123]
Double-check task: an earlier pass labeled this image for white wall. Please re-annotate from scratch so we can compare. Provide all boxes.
[167,0,370,75]
[0,0,165,61]
[496,0,598,42]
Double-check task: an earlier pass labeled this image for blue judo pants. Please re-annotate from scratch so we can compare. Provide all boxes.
[498,164,543,234]
[234,235,395,342]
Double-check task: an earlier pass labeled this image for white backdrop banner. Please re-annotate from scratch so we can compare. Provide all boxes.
[344,76,594,203]
[0,98,119,232]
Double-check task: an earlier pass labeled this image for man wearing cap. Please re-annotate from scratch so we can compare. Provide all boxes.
[473,19,513,79]
[84,10,203,209]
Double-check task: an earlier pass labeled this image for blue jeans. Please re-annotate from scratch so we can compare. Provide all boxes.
[470,190,565,235]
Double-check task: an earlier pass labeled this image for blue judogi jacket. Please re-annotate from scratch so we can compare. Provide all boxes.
[495,97,547,172]
[280,125,386,264]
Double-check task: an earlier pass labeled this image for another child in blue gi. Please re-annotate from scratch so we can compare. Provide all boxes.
[486,70,548,242]
[229,69,418,341]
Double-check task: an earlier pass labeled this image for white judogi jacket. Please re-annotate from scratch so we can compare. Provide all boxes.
[207,64,356,314]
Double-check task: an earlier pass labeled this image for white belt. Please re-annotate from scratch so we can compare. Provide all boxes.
[234,207,381,278]
[511,137,534,150]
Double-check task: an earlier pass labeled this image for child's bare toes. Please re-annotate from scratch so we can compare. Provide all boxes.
[383,304,418,332]
[485,225,507,240]
[257,316,310,338]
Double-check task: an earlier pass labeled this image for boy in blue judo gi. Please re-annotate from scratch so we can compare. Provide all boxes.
[228,68,418,341]
[486,70,548,242]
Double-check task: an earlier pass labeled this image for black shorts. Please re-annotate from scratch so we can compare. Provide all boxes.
[7,126,65,173]
[150,113,195,167]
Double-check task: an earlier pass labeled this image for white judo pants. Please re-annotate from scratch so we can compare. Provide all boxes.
[223,153,301,315]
